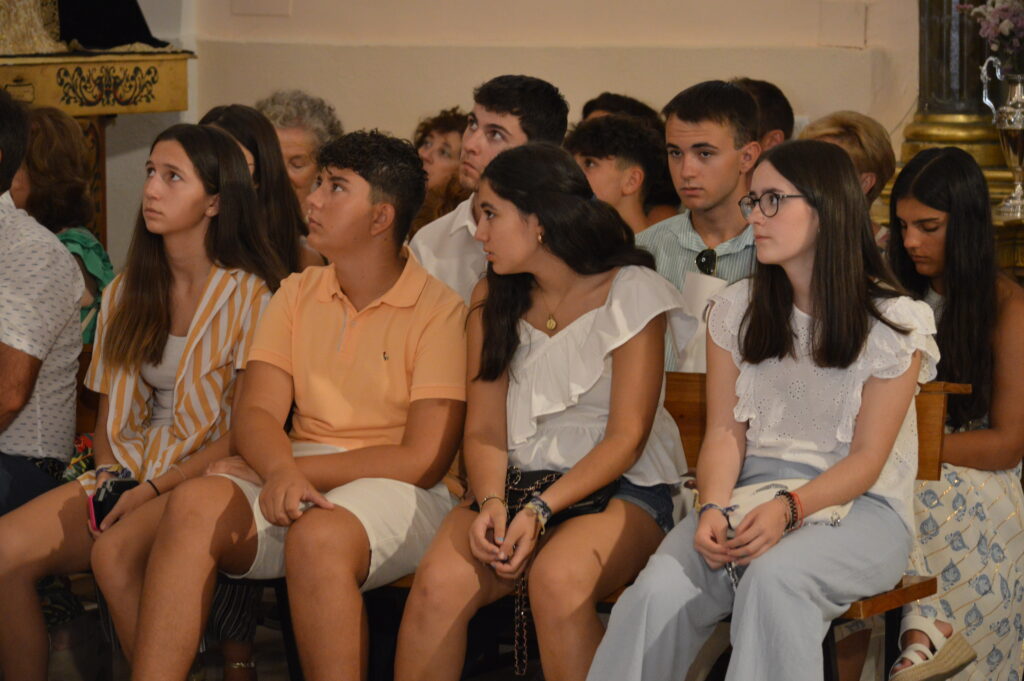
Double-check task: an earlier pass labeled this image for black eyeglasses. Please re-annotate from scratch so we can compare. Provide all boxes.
[738,191,806,219]
[695,248,717,276]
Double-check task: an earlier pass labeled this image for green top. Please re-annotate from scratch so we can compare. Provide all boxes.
[57,227,114,345]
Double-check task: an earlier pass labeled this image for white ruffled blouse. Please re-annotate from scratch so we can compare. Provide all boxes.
[506,266,698,487]
[707,280,940,530]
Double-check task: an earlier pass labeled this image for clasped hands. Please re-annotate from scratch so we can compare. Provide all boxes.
[468,498,541,580]
[693,496,789,570]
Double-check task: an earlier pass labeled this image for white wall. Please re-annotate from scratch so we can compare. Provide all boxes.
[103,0,918,269]
[103,0,198,269]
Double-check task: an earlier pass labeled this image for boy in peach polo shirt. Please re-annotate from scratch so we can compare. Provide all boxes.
[126,131,467,681]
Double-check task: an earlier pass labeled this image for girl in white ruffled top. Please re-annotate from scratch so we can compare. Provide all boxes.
[587,139,940,681]
[394,143,696,681]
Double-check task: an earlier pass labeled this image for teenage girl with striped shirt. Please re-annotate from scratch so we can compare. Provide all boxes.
[0,123,284,681]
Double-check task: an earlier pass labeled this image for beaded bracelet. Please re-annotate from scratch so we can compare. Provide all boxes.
[523,495,553,534]
[791,491,804,525]
[775,491,800,532]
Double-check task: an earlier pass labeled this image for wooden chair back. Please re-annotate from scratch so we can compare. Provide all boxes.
[662,372,971,481]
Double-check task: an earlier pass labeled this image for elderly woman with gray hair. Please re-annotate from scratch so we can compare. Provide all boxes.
[255,89,343,210]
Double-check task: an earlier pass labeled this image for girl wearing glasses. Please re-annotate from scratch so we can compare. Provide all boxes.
[886,147,1024,681]
[588,139,938,681]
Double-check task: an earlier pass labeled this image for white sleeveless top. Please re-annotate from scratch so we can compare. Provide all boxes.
[505,266,698,487]
[707,280,940,530]
[140,335,188,428]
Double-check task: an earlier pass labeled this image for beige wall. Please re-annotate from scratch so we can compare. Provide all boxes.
[195,0,917,141]
[104,0,918,270]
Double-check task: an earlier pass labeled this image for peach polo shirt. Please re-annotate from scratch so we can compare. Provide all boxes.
[247,252,467,450]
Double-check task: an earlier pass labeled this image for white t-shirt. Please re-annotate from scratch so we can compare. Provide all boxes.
[140,334,188,428]
[706,279,940,530]
[505,266,697,487]
[409,196,485,304]
[0,201,84,460]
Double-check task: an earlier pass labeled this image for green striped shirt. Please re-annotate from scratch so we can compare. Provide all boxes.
[637,211,756,291]
[638,212,755,370]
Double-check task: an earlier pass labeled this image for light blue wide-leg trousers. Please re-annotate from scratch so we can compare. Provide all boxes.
[587,457,911,681]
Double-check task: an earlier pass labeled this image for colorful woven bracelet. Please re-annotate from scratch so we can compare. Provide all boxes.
[524,495,553,533]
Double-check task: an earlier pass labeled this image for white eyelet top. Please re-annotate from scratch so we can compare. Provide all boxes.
[707,279,940,530]
[505,266,698,487]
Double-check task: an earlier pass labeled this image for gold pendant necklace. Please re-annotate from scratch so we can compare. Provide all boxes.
[539,285,569,332]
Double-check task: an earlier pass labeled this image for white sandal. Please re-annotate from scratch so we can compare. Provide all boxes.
[889,614,977,681]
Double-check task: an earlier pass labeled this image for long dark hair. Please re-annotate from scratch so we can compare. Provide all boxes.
[741,139,906,368]
[103,124,285,369]
[476,143,655,380]
[888,147,996,427]
[200,104,309,272]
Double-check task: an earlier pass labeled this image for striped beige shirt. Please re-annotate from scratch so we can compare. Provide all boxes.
[78,267,270,493]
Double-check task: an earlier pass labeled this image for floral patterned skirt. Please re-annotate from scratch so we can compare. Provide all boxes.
[907,462,1024,680]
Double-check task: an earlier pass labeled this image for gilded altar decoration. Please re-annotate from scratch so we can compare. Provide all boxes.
[57,65,158,107]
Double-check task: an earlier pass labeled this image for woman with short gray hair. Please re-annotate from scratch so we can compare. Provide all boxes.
[255,89,343,210]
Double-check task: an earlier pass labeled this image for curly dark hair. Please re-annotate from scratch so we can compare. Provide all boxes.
[413,107,469,149]
[564,114,667,202]
[20,106,94,231]
[317,130,427,247]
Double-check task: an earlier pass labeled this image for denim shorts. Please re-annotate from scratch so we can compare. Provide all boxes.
[614,478,676,534]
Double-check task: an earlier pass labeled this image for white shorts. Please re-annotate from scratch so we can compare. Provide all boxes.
[217,442,456,590]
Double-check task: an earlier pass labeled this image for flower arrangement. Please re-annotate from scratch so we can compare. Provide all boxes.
[961,1,1024,71]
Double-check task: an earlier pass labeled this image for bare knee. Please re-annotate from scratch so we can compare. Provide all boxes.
[406,548,488,619]
[286,508,368,583]
[0,518,41,581]
[528,552,596,617]
[0,520,27,577]
[91,526,139,594]
[162,477,238,538]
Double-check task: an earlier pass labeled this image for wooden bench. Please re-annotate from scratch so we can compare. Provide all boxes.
[382,374,969,680]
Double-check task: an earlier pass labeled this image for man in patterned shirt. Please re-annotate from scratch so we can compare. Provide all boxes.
[0,89,83,513]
